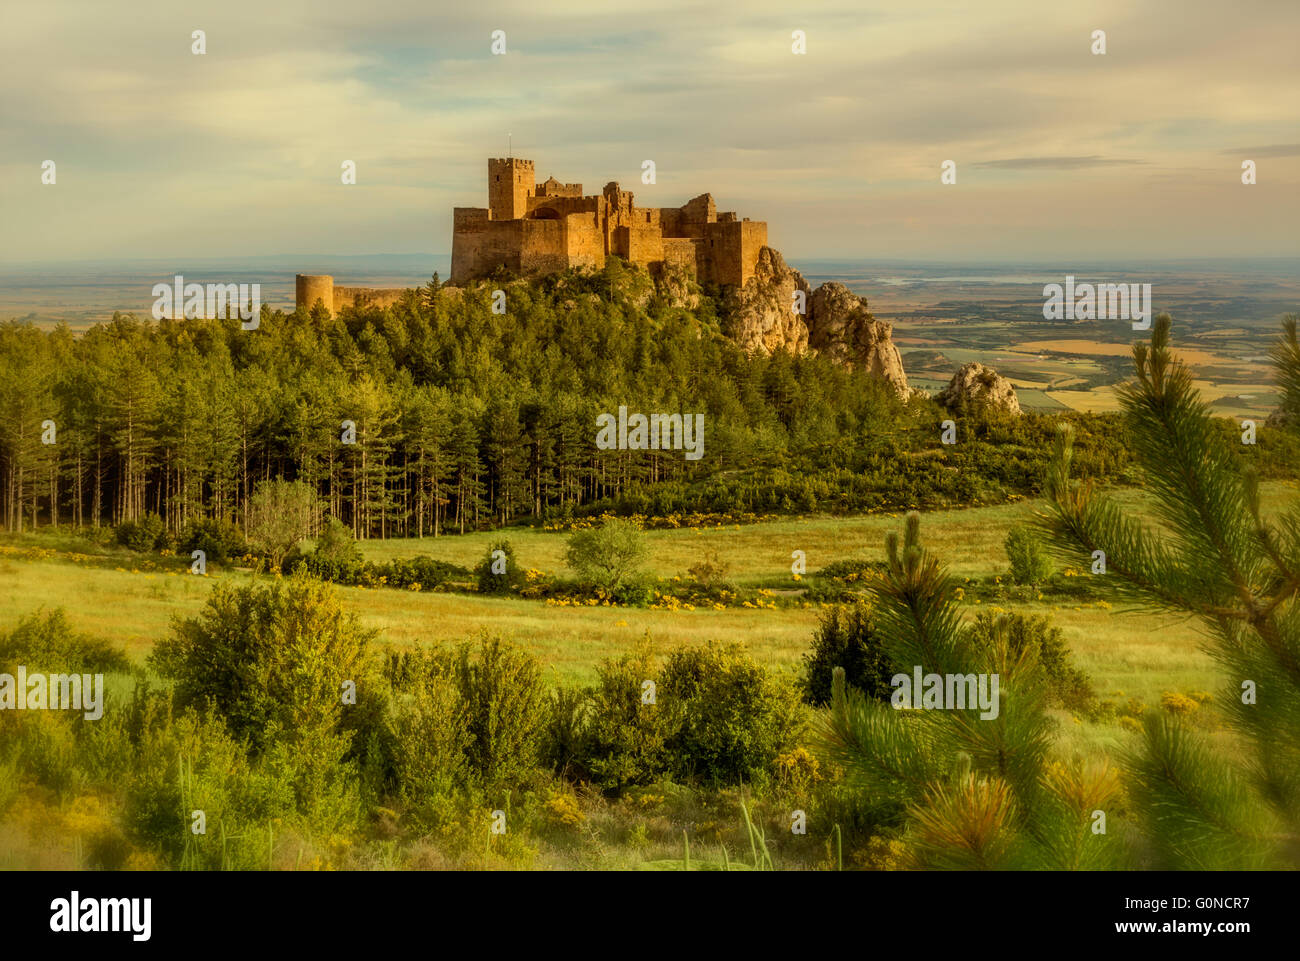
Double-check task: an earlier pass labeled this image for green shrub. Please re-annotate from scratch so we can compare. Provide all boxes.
[0,609,131,675]
[1004,526,1053,585]
[178,517,247,566]
[579,644,671,792]
[816,559,886,581]
[149,575,376,756]
[610,576,655,607]
[659,642,806,787]
[540,685,591,780]
[314,517,362,565]
[385,650,472,807]
[968,611,1098,716]
[385,556,468,590]
[686,549,730,588]
[124,700,297,869]
[453,636,547,789]
[114,512,167,552]
[475,539,525,594]
[802,603,893,705]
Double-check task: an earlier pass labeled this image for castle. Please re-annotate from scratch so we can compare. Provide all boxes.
[294,156,769,315]
[450,157,768,287]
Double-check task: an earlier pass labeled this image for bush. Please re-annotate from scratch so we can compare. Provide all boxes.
[1004,526,1053,585]
[149,575,376,755]
[314,517,362,566]
[178,517,247,567]
[475,539,525,594]
[114,512,166,552]
[803,603,893,705]
[564,517,647,591]
[0,609,132,675]
[659,642,805,787]
[686,549,730,588]
[968,611,1098,716]
[540,685,591,780]
[816,559,886,581]
[453,636,547,789]
[123,698,298,869]
[385,650,473,810]
[579,644,671,792]
[385,556,469,591]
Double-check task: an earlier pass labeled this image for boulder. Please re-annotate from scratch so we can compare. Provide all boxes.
[936,362,1022,416]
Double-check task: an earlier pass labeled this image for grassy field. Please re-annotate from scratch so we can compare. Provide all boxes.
[5,481,1294,713]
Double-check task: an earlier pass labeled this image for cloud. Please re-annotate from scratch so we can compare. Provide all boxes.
[0,0,1295,261]
[1221,144,1300,158]
[973,157,1148,170]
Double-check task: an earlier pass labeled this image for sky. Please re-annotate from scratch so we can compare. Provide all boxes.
[2,0,1297,263]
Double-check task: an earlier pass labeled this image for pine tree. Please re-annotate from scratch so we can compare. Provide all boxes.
[813,513,1124,869]
[1040,314,1300,869]
[1270,313,1300,430]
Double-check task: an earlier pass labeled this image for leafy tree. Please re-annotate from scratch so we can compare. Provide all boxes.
[245,478,320,570]
[564,517,647,591]
[1040,314,1300,869]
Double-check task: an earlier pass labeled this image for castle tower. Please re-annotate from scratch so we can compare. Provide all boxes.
[488,157,534,220]
[296,274,334,315]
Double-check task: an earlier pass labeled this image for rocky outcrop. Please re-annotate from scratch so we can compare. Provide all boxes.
[936,362,1022,416]
[807,282,909,395]
[1266,408,1297,431]
[722,247,810,356]
[652,261,701,311]
[720,247,913,397]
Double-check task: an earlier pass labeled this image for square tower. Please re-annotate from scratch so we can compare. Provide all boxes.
[488,157,534,220]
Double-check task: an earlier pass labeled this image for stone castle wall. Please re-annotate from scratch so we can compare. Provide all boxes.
[295,274,409,316]
[450,157,766,287]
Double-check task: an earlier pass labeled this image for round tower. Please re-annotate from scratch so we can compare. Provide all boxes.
[296,274,334,315]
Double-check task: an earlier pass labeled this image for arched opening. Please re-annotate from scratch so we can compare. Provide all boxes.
[529,207,561,220]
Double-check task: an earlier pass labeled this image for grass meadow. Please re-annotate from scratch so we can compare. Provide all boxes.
[6,480,1295,770]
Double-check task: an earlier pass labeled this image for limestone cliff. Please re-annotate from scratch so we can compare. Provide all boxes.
[721,246,810,356]
[936,362,1022,416]
[721,247,909,397]
[807,282,909,395]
